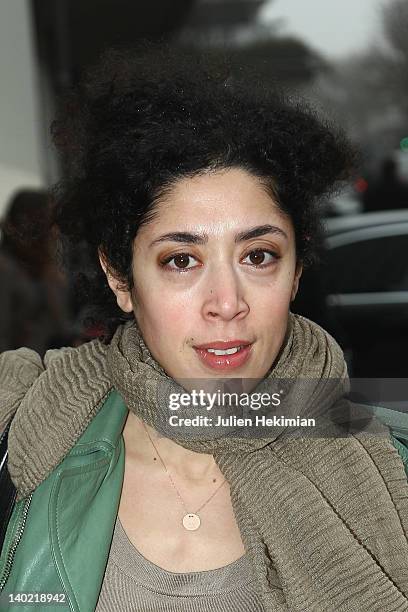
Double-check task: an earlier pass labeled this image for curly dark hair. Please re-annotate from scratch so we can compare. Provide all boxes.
[52,42,358,342]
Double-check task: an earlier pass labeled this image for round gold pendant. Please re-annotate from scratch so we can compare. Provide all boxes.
[182,513,201,530]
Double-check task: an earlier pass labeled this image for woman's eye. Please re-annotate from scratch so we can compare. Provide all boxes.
[242,249,279,267]
[161,249,279,272]
[161,253,198,271]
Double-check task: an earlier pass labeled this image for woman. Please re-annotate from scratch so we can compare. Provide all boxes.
[1,45,408,612]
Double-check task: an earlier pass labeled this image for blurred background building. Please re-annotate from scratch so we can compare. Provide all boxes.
[1,0,407,375]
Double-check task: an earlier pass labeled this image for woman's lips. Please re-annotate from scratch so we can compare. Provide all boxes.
[193,343,253,371]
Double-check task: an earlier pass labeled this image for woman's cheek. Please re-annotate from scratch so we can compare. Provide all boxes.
[156,300,189,334]
[257,289,291,320]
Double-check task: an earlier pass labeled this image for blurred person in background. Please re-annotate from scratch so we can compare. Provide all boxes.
[0,189,75,355]
[362,156,408,212]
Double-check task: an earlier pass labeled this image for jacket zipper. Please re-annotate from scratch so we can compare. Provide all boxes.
[0,493,33,591]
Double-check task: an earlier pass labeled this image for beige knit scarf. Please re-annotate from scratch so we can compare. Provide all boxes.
[106,313,408,612]
[3,313,408,610]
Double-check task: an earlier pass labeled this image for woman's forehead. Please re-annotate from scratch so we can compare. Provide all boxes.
[140,168,292,237]
[158,167,273,203]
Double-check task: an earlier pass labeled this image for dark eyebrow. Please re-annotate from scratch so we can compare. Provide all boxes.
[150,224,288,247]
[235,224,288,242]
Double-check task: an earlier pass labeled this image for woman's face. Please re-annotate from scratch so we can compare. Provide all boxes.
[103,168,302,385]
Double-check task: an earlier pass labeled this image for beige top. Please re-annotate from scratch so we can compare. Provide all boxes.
[95,516,264,611]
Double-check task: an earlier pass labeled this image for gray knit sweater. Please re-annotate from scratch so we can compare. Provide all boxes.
[95,517,264,611]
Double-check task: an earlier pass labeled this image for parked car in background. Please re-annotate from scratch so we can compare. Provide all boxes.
[293,210,408,377]
[322,187,362,217]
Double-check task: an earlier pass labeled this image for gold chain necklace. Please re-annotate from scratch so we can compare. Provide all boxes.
[142,421,227,531]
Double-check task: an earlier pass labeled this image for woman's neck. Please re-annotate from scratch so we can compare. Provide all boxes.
[122,411,220,483]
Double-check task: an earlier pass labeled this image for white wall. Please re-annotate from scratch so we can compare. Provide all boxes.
[0,0,44,218]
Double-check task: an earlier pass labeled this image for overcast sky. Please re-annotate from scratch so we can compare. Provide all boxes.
[258,0,386,60]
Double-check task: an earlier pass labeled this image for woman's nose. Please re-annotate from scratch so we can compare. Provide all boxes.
[201,265,249,322]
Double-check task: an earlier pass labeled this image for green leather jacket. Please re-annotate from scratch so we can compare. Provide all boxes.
[1,390,408,612]
[0,390,127,612]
